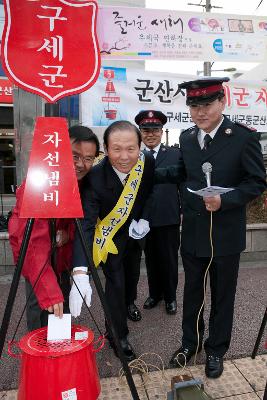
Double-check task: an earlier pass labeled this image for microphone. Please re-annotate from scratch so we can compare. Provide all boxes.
[202,162,212,187]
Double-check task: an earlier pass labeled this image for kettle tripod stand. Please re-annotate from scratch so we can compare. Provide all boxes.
[0,217,141,400]
[0,107,140,399]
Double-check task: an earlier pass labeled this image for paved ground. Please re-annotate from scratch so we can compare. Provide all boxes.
[0,263,266,398]
[1,355,267,399]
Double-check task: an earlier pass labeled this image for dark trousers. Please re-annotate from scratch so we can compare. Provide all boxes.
[181,251,240,357]
[144,225,179,303]
[102,237,142,339]
[25,270,71,331]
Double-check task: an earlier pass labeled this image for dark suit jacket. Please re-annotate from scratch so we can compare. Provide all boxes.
[156,116,267,257]
[72,154,154,267]
[145,145,181,227]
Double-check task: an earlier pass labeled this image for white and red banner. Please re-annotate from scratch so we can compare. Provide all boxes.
[98,6,267,62]
[81,67,267,132]
[20,117,83,218]
[1,5,267,64]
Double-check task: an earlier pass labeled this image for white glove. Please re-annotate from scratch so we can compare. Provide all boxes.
[138,219,150,236]
[129,219,150,239]
[69,274,92,318]
[129,219,138,238]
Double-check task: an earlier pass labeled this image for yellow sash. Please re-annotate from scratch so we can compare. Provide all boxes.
[93,153,145,267]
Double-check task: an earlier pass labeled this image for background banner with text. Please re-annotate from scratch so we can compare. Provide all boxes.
[81,67,267,132]
[98,6,267,62]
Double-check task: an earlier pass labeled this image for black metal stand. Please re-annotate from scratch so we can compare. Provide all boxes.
[251,307,267,359]
[0,218,35,357]
[0,218,140,399]
[0,103,140,399]
[0,217,140,399]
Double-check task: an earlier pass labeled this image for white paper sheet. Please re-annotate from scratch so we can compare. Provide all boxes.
[187,186,234,198]
[47,313,71,341]
[75,331,88,341]
[61,388,77,400]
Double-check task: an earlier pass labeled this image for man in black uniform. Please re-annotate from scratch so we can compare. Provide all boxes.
[135,110,181,314]
[156,77,266,378]
[71,120,154,361]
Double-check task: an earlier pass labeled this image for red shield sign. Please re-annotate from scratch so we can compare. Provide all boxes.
[1,0,100,103]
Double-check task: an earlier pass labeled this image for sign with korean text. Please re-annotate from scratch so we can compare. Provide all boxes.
[0,77,12,103]
[81,66,267,132]
[98,6,267,62]
[1,0,100,102]
[93,153,145,267]
[20,117,83,218]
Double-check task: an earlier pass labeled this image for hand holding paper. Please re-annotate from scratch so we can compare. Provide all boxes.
[47,314,71,341]
[187,186,234,198]
[46,302,64,318]
[203,195,221,212]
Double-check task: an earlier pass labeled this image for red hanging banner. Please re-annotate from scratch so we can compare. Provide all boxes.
[20,117,83,218]
[1,0,100,102]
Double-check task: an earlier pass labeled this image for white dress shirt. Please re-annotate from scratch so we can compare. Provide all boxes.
[112,166,129,184]
[198,116,224,149]
[145,143,161,159]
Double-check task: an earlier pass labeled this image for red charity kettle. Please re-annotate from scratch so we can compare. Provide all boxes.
[8,325,105,400]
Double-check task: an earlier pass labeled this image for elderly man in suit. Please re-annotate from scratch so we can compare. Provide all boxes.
[155,77,266,378]
[70,120,154,361]
[135,110,181,315]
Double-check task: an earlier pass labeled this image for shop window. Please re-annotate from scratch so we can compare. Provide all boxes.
[0,138,16,194]
[59,95,79,126]
[0,107,14,127]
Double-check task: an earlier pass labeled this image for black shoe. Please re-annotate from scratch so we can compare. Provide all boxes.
[108,336,136,362]
[169,346,202,368]
[165,300,177,315]
[143,296,162,309]
[127,303,142,322]
[205,355,224,378]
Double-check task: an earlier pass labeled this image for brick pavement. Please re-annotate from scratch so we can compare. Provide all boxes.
[0,266,266,397]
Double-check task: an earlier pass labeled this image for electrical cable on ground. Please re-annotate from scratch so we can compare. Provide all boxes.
[118,210,214,392]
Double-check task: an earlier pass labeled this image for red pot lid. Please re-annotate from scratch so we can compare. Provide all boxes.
[19,325,94,357]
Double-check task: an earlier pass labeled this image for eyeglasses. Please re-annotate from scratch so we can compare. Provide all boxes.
[140,128,162,134]
[73,154,95,164]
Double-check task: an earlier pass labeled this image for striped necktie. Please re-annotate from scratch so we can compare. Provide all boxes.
[123,174,129,186]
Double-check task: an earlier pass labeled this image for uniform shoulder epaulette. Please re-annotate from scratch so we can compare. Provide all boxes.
[93,153,105,166]
[234,122,257,132]
[181,125,197,135]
